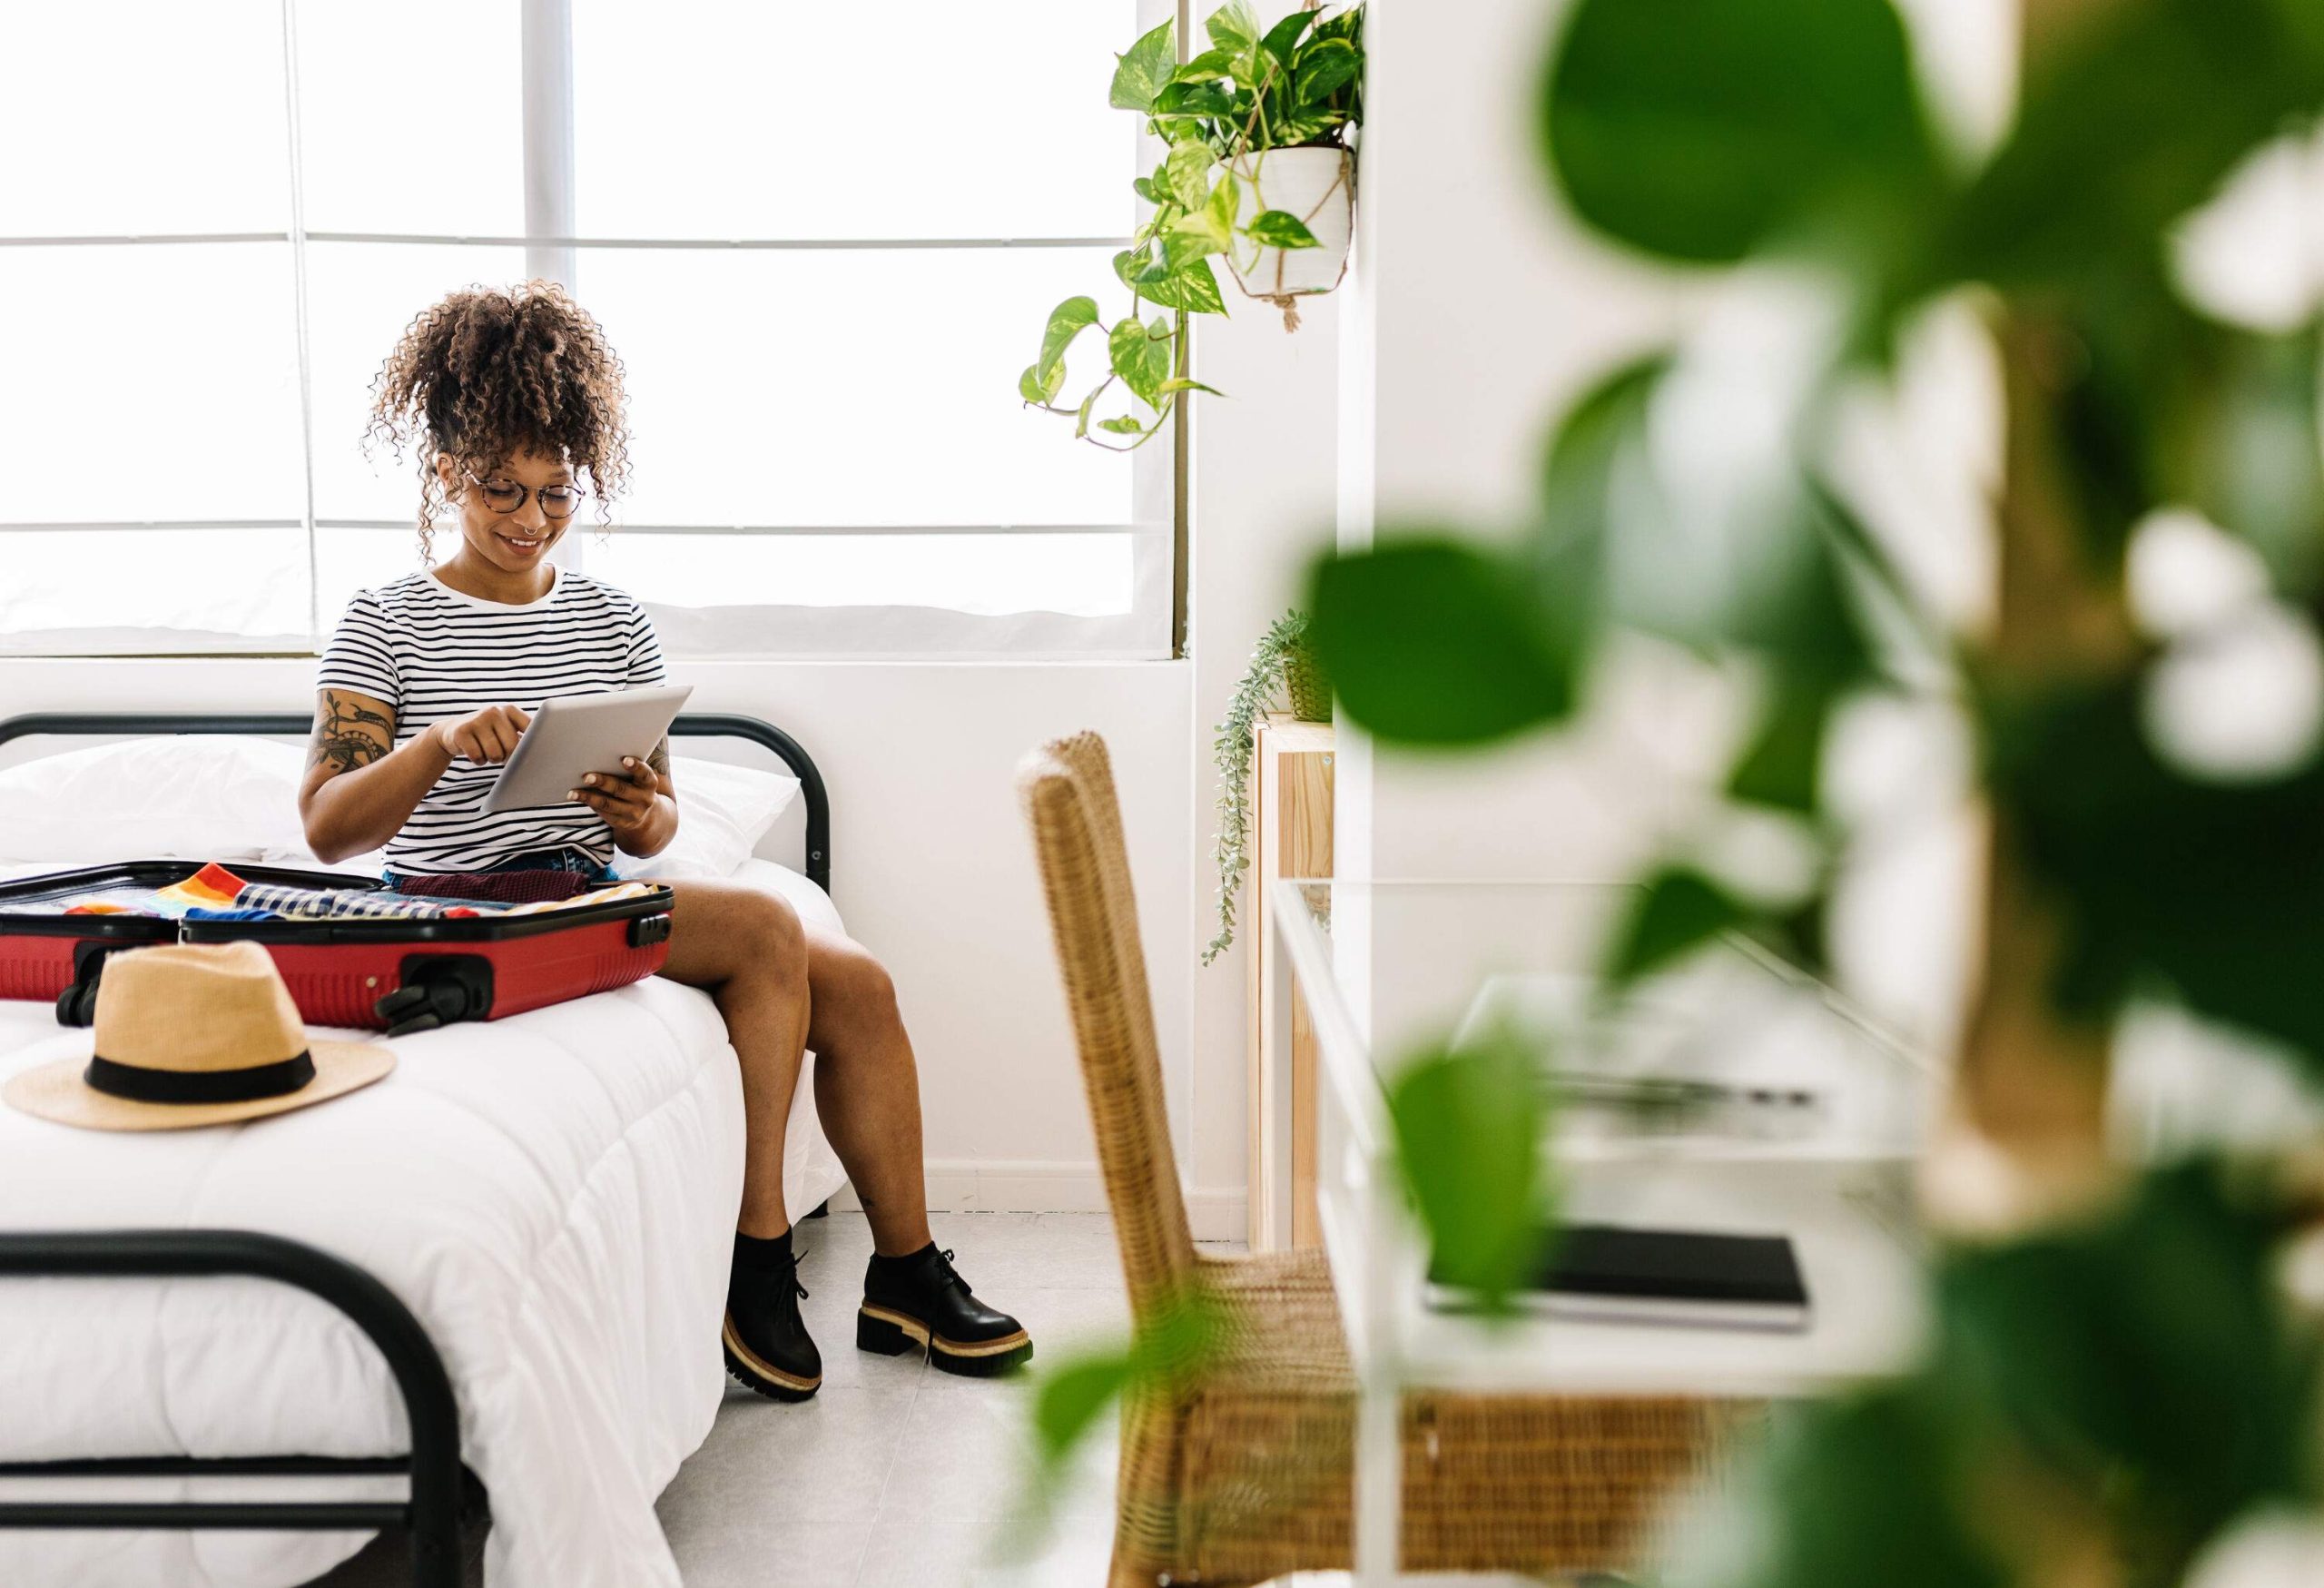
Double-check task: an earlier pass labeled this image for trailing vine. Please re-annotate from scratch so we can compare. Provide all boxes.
[1205,610,1315,964]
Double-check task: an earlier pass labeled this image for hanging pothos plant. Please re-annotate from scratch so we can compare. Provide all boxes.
[1018,2,1365,451]
[1206,610,1329,965]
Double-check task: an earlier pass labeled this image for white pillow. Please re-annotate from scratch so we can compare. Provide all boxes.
[613,755,803,879]
[0,735,310,863]
[0,734,799,877]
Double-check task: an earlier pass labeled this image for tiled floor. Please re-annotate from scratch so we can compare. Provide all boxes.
[312,1211,1230,1587]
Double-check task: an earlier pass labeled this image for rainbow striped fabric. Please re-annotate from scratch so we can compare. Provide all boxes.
[150,863,251,918]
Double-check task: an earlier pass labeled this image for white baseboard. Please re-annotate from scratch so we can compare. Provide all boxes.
[829,1159,1247,1244]
[1183,1187,1247,1245]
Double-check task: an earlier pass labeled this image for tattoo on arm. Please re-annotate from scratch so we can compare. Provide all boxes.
[648,736,671,780]
[310,690,394,776]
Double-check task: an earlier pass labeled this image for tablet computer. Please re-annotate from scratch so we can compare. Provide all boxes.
[480,685,694,814]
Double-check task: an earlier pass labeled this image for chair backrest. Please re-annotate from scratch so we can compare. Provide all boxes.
[1018,732,1198,1324]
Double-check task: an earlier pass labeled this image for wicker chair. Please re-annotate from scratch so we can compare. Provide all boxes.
[1017,732,1741,1587]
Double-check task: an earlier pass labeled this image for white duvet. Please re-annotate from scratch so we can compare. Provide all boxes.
[0,857,845,1588]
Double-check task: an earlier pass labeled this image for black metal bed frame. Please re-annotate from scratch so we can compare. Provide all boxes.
[0,709,834,1587]
[0,1231,466,1586]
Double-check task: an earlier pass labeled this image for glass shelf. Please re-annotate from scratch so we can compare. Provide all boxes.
[1269,878,1939,1401]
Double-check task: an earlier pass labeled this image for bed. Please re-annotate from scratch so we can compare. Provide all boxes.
[0,712,845,1588]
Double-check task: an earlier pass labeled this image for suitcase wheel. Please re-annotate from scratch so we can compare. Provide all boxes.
[377,955,496,1037]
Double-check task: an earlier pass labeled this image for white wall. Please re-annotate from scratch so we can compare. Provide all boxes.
[1336,0,1715,891]
[1334,0,2014,1065]
[1178,1,1352,1224]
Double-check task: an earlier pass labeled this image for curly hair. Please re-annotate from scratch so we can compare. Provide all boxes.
[363,279,632,567]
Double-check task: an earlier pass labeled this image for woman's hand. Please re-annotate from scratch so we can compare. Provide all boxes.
[432,704,532,764]
[572,755,670,852]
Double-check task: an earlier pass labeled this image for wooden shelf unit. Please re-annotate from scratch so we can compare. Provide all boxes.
[1246,711,1334,1250]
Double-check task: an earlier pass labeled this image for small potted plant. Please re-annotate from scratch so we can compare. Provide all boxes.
[1019,2,1365,451]
[1206,611,1331,964]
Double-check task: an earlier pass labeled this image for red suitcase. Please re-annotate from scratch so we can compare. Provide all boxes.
[0,860,675,1036]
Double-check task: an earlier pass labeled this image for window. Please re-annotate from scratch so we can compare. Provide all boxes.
[0,0,1173,657]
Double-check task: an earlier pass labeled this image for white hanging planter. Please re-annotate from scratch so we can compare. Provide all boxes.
[1225,145,1354,321]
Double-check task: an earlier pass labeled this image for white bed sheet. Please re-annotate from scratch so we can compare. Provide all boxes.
[0,855,844,1588]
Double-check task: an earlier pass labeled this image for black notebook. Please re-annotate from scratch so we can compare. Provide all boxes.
[1428,1223,1812,1332]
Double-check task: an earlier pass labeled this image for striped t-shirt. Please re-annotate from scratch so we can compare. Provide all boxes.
[314,563,668,875]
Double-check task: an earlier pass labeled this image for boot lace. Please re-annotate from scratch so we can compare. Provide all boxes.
[934,1247,970,1295]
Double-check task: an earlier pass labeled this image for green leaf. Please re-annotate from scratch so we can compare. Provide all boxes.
[1312,5,1364,45]
[1109,19,1177,113]
[1167,171,1240,261]
[1698,1386,2006,1588]
[1132,175,1163,206]
[1246,104,1346,151]
[1156,377,1224,398]
[1159,225,1226,276]
[1029,1286,1222,1472]
[1542,0,1941,264]
[1151,79,1236,121]
[1307,538,1578,745]
[1018,361,1064,406]
[1138,235,1208,279]
[1728,676,1832,814]
[1032,1352,1131,1466]
[1097,416,1146,436]
[1177,46,1236,82]
[1941,0,2324,291]
[2181,324,2324,591]
[1244,209,1320,249]
[1166,142,1214,211]
[1108,316,1171,406]
[1206,169,1241,242]
[1295,37,1361,104]
[1074,389,1098,439]
[1114,249,1228,316]
[1205,0,1260,61]
[1260,9,1315,70]
[1036,296,1100,386]
[1935,1159,2315,1571]
[1385,1025,1552,1314]
[1984,678,2324,1067]
[1565,366,1869,686]
[1516,353,1663,666]
[1606,866,1752,985]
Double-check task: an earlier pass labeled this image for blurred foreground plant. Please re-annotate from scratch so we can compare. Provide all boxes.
[1007,1285,1224,1558]
[1308,0,2324,1582]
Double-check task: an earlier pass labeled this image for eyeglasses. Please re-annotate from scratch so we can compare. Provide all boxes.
[462,468,585,520]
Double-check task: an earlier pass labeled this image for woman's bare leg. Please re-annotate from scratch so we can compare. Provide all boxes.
[655,879,811,1239]
[804,930,934,1258]
[656,879,1029,1383]
[653,880,935,1253]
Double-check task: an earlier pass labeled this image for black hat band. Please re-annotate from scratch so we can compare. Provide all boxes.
[84,1051,317,1106]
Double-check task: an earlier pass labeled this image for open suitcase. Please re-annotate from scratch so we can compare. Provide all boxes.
[0,860,675,1036]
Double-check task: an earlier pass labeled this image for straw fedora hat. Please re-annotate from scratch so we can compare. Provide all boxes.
[4,941,394,1131]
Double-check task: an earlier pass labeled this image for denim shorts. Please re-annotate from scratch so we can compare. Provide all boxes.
[381,847,623,892]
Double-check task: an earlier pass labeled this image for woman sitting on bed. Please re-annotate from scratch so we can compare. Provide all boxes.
[297,281,1029,1403]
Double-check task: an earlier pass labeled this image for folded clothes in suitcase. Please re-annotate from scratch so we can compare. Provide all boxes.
[0,860,675,1036]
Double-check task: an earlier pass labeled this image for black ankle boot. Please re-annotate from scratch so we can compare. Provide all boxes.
[857,1244,1032,1377]
[724,1229,822,1402]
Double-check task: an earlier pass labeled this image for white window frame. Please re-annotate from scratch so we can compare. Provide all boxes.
[0,0,1179,661]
